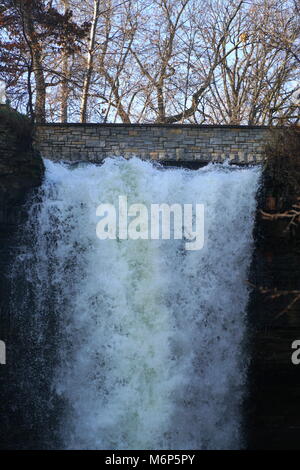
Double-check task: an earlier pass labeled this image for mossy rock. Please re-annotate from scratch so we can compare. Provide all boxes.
[264,127,300,205]
[0,105,32,147]
[0,104,44,208]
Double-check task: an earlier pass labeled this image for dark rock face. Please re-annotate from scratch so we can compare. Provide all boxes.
[0,106,44,295]
[0,106,44,216]
[0,106,44,450]
[247,129,300,449]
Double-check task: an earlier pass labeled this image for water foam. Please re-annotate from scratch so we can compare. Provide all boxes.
[15,157,260,449]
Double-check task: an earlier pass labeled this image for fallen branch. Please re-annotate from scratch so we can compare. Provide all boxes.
[260,197,300,233]
[247,282,300,319]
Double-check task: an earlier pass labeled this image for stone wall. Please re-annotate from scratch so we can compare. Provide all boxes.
[34,123,271,164]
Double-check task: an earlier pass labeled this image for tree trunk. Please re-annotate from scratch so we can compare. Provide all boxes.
[60,54,69,123]
[60,0,70,123]
[80,0,100,123]
[20,1,46,123]
[156,84,166,123]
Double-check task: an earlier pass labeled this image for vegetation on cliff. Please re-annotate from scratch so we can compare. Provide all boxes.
[0,1,299,124]
[248,127,300,319]
[264,127,300,206]
[0,105,32,147]
[0,105,44,208]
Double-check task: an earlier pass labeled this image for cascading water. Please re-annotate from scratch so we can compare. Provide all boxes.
[9,157,260,450]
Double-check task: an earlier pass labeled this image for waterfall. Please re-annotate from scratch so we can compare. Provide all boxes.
[10,157,260,450]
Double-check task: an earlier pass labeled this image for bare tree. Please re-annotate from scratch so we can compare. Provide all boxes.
[17,0,47,123]
[60,0,70,122]
[202,0,299,125]
[79,0,101,122]
[1,0,298,123]
[96,0,134,123]
[129,0,245,123]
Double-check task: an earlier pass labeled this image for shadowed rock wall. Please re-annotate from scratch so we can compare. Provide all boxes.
[0,106,44,449]
[247,129,300,449]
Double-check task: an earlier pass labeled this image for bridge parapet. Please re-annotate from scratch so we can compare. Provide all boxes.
[34,123,272,164]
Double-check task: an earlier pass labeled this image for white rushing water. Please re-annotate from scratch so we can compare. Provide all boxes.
[20,157,260,450]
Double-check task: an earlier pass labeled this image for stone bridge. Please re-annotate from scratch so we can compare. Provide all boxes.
[34,123,274,164]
